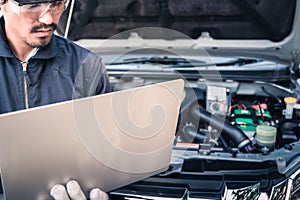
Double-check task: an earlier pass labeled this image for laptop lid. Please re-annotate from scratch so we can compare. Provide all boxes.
[0,79,184,200]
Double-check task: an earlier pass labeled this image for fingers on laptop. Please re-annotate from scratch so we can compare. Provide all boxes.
[50,180,108,200]
[66,180,87,200]
[90,188,109,200]
[50,180,86,200]
[50,184,72,200]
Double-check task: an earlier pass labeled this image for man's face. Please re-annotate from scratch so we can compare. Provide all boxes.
[1,0,64,48]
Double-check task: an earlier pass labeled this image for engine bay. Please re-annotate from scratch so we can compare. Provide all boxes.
[110,77,300,157]
[108,77,300,199]
[174,80,300,156]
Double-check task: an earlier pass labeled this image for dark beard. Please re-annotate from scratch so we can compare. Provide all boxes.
[26,37,50,48]
[27,23,57,48]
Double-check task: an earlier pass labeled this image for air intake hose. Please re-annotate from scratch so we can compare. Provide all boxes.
[190,104,252,152]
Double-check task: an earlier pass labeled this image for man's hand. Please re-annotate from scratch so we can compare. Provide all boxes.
[50,180,109,200]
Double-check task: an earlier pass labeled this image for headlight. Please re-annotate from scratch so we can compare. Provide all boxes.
[286,169,300,200]
[269,168,300,200]
[223,183,260,200]
[270,180,288,200]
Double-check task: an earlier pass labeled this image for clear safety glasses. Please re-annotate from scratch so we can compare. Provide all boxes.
[9,0,69,17]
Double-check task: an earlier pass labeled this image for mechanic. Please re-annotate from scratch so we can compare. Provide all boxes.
[0,0,110,199]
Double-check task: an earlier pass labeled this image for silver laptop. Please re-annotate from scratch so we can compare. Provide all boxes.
[0,79,184,200]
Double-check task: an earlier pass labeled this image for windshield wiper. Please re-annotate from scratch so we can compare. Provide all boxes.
[109,56,205,66]
[215,58,260,66]
[109,56,261,68]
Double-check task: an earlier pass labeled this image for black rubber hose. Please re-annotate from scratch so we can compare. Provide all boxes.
[182,125,207,142]
[190,104,252,152]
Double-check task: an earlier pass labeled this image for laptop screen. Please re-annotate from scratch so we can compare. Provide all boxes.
[0,79,184,200]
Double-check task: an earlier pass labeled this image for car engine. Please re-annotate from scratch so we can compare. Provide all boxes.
[175,80,300,155]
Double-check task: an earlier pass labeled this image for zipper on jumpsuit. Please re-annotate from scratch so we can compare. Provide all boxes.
[19,47,39,110]
[21,61,29,109]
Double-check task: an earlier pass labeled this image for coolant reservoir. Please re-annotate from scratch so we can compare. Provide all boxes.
[255,125,277,149]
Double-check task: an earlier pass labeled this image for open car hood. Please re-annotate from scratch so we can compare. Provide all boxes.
[58,0,300,64]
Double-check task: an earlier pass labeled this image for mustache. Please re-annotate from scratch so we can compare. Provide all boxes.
[31,23,57,33]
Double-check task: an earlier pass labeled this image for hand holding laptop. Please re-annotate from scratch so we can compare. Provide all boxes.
[50,180,108,200]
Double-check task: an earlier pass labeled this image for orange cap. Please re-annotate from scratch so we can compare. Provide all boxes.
[284,97,297,104]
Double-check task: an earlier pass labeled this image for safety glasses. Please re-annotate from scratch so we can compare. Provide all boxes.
[9,0,69,16]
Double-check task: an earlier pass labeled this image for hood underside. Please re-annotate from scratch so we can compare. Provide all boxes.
[58,0,296,41]
[57,0,300,64]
